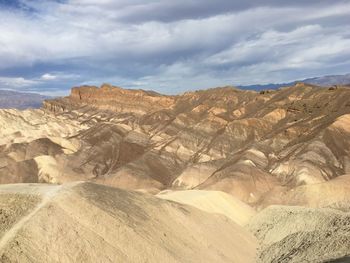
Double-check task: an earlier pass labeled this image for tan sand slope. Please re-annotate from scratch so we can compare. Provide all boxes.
[257,174,350,209]
[0,182,257,263]
[249,205,350,262]
[157,189,256,226]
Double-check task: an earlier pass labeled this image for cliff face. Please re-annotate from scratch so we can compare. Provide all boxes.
[67,83,176,114]
[5,83,350,208]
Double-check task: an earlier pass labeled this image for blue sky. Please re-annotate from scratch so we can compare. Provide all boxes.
[0,0,349,95]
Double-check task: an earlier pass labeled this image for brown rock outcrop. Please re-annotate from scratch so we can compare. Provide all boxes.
[68,83,175,114]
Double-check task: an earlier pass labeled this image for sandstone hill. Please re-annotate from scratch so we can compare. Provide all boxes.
[157,189,256,226]
[0,182,257,263]
[1,83,350,208]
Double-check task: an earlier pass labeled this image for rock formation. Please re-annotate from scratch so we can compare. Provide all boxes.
[1,83,350,207]
[2,83,350,262]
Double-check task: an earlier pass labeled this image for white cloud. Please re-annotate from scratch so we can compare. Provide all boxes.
[0,76,38,88]
[205,24,350,72]
[1,3,349,66]
[0,1,349,93]
[41,73,57,80]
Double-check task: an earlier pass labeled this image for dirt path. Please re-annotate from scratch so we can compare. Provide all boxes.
[0,185,63,252]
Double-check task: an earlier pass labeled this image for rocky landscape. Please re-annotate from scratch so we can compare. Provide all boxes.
[1,83,350,262]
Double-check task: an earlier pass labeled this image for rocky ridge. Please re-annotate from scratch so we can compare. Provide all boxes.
[38,83,350,207]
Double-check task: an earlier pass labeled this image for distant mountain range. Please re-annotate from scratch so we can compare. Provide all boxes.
[239,73,350,90]
[0,90,51,109]
[1,72,349,109]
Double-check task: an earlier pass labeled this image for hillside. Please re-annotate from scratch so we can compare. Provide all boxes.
[249,205,350,262]
[1,83,350,208]
[0,182,257,262]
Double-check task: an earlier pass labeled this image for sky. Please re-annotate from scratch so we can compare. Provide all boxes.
[0,0,349,95]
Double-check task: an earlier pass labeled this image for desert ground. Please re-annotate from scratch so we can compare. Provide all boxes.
[1,83,350,262]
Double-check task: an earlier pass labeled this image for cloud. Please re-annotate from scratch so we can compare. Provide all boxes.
[0,0,349,94]
[57,0,342,23]
[41,73,57,80]
[40,72,80,81]
[0,76,38,88]
[0,72,81,94]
